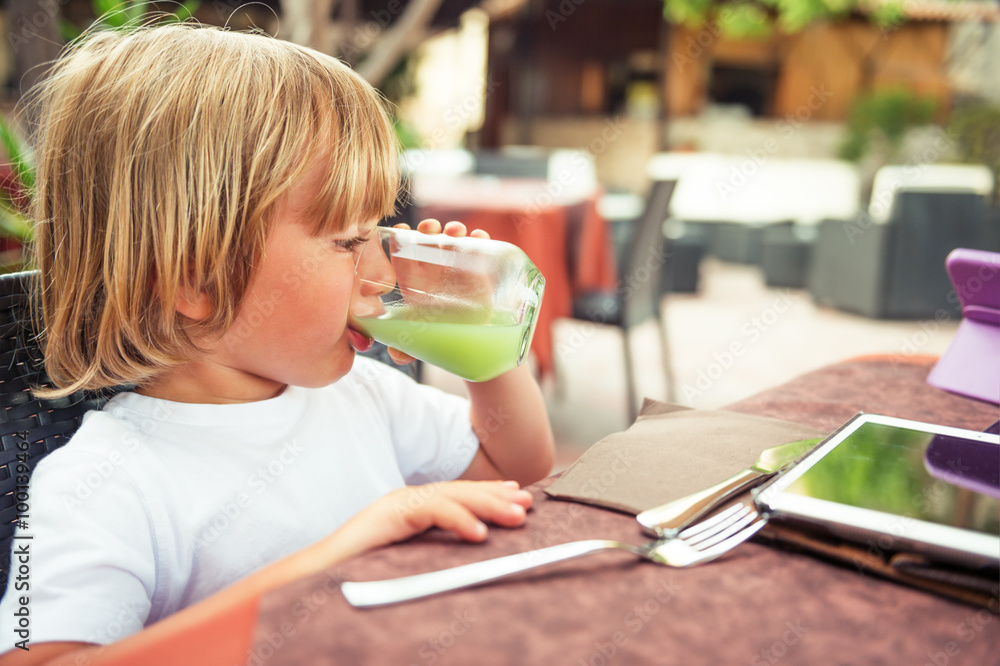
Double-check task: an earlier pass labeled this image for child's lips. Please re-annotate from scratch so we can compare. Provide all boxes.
[347,327,373,353]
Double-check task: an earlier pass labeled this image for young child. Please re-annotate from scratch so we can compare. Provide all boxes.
[0,24,554,664]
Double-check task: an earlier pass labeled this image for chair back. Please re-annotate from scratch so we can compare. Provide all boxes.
[620,180,676,328]
[0,271,119,598]
[883,190,990,318]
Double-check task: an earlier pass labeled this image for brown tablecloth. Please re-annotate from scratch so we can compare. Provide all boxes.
[250,356,999,665]
[413,176,617,377]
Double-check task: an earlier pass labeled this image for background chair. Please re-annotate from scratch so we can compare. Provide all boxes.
[760,222,815,288]
[0,271,121,599]
[809,163,997,319]
[569,179,677,422]
[810,190,995,318]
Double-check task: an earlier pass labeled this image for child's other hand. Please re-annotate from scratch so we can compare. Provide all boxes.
[336,480,532,553]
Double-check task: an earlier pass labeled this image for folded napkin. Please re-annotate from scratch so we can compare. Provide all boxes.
[545,399,825,514]
[546,399,999,608]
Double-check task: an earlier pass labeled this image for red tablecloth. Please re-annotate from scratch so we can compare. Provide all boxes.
[412,176,617,377]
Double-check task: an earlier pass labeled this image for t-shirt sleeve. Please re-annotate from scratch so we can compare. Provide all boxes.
[355,358,480,484]
[0,448,157,649]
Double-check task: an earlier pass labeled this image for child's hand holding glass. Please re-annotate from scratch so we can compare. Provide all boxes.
[351,219,545,382]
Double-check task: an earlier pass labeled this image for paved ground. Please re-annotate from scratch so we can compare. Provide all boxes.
[422,258,960,472]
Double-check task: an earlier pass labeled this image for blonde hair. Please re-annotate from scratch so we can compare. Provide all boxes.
[29,24,400,397]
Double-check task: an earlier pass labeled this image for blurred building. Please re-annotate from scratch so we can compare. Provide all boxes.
[480,0,1000,191]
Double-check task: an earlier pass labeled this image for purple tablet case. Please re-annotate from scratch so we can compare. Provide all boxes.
[927,248,1000,404]
[924,433,1000,499]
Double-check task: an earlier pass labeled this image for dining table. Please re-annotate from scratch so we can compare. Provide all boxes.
[101,354,999,665]
[408,174,618,379]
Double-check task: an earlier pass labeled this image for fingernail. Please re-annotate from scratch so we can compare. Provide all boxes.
[502,480,520,489]
[509,503,525,517]
[474,522,488,537]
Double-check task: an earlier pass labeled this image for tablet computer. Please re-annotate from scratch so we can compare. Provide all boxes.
[755,414,1000,570]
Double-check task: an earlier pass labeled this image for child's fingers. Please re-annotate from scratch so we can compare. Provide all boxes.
[412,495,489,542]
[442,221,467,237]
[414,218,489,240]
[436,481,532,528]
[416,218,442,234]
[386,347,416,365]
[443,221,491,239]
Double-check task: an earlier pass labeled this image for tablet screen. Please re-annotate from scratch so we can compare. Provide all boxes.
[781,421,1000,536]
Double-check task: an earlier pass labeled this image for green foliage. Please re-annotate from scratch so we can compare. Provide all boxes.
[393,118,423,152]
[948,102,1000,199]
[94,0,151,27]
[837,88,937,162]
[718,4,771,39]
[0,117,35,272]
[664,0,907,37]
[61,1,201,42]
[3,1,210,271]
[0,122,34,194]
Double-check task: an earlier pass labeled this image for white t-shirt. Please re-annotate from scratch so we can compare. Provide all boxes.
[0,357,478,648]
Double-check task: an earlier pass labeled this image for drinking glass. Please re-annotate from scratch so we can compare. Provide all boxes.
[351,227,545,382]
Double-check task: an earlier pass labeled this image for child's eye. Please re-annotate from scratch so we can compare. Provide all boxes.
[333,236,368,254]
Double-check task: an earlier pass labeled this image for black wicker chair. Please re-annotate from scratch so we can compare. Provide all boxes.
[0,271,122,599]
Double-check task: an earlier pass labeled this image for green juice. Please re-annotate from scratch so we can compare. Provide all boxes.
[356,306,530,382]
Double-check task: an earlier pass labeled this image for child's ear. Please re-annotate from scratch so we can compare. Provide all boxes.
[175,287,214,321]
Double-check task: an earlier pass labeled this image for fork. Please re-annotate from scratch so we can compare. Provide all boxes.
[340,498,766,608]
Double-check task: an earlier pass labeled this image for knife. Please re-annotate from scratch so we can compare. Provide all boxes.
[636,438,823,538]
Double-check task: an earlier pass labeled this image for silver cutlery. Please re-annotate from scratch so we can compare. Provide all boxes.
[341,498,766,608]
[637,437,822,538]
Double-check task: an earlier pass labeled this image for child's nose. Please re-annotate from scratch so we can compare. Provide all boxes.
[355,233,395,296]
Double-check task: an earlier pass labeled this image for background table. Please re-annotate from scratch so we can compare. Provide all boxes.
[240,355,999,665]
[412,175,617,377]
